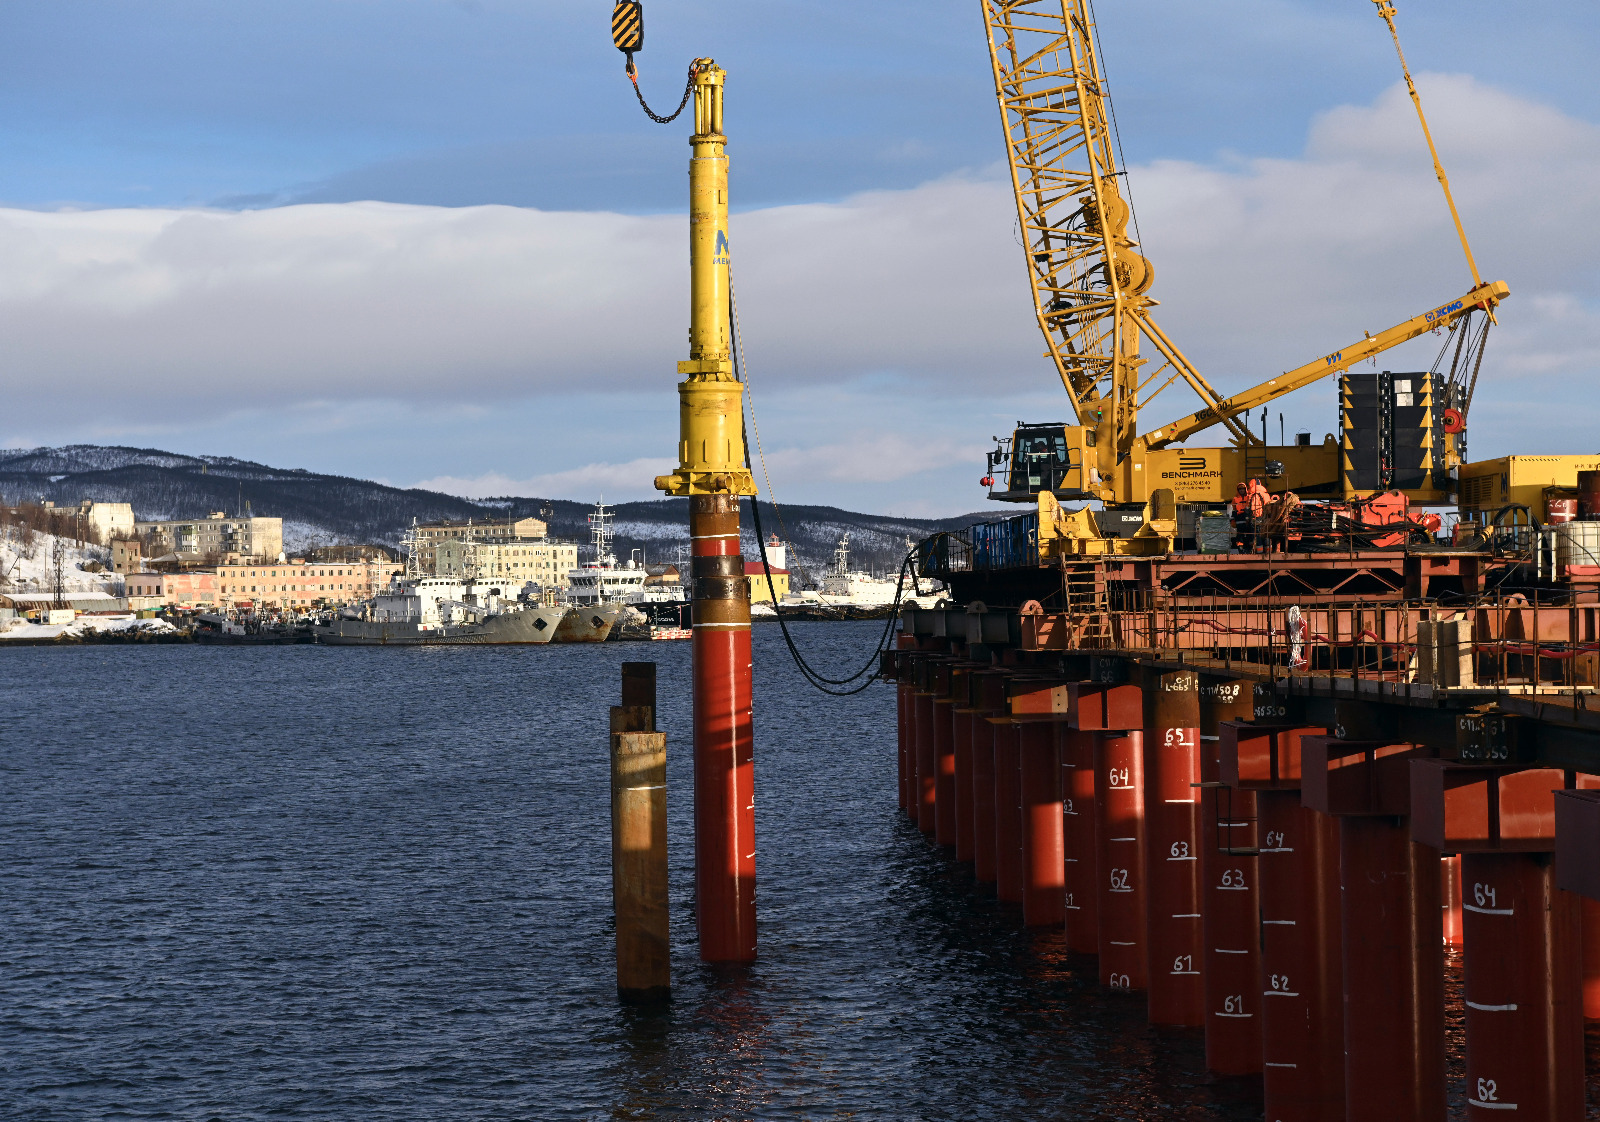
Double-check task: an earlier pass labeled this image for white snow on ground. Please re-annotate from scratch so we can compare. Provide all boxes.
[0,527,122,597]
[612,520,689,543]
[0,614,176,641]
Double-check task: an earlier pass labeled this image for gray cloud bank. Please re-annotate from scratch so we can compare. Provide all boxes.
[1,76,1596,509]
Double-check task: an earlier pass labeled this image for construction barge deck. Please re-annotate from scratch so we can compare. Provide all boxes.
[885,525,1600,1120]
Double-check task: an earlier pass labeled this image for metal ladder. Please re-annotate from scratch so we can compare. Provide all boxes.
[1063,563,1111,649]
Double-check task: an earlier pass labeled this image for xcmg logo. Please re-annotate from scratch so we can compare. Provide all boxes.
[1425,299,1463,323]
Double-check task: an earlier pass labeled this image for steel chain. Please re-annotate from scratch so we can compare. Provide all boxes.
[631,63,696,124]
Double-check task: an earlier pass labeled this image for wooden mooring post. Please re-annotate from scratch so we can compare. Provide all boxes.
[611,662,669,1001]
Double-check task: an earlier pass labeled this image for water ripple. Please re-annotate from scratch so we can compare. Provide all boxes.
[3,627,1266,1120]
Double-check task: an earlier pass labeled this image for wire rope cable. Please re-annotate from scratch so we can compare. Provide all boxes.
[729,273,803,576]
[1086,0,1143,251]
[1460,316,1491,417]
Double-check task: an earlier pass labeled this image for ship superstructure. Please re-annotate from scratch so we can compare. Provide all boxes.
[566,500,688,617]
[313,572,602,645]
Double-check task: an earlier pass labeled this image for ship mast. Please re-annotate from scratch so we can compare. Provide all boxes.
[401,518,423,579]
[588,499,616,565]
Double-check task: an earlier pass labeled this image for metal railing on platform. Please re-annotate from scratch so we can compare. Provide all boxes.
[1079,593,1600,693]
[918,513,1041,580]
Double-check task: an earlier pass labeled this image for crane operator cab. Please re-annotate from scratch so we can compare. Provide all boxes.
[984,423,1092,503]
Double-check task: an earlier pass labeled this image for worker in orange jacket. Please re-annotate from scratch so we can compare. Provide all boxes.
[1233,479,1270,551]
[1230,482,1250,552]
[1246,478,1271,517]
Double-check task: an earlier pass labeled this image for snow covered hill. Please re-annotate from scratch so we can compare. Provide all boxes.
[0,445,992,581]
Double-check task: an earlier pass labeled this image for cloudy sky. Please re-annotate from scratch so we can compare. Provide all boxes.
[0,0,1595,515]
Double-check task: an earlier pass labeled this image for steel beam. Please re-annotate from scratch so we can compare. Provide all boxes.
[1070,680,1144,732]
[994,720,1025,903]
[1459,852,1583,1118]
[933,698,957,846]
[973,717,999,883]
[1336,816,1446,1122]
[1552,789,1600,1019]
[1416,766,1588,1117]
[914,691,936,834]
[953,707,977,862]
[897,681,912,815]
[1442,853,1463,949]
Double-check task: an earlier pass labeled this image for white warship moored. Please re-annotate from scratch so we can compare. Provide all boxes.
[565,499,685,633]
[779,533,946,610]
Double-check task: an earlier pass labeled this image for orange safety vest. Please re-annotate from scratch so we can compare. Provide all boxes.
[1245,480,1270,517]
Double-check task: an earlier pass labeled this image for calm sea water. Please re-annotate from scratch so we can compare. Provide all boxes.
[0,623,1404,1120]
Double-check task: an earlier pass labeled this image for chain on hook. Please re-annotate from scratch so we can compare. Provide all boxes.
[612,1,696,124]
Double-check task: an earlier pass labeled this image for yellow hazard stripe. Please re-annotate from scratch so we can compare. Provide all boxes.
[612,4,642,50]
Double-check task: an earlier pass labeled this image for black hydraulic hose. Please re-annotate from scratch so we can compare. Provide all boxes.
[727,283,918,696]
[747,495,913,696]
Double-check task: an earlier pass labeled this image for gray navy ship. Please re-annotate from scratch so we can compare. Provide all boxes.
[313,575,623,646]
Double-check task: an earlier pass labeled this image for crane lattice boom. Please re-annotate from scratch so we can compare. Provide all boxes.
[981,0,1248,461]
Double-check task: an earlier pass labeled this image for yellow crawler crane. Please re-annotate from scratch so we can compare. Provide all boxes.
[979,0,1507,536]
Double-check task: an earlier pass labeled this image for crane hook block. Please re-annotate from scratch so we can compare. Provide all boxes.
[612,2,644,55]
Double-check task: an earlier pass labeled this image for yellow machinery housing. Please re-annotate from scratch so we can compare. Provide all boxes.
[1458,456,1600,523]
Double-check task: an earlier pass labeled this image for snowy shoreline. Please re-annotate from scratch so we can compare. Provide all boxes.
[0,614,184,644]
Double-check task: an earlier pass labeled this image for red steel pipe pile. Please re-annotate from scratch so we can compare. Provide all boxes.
[689,494,756,963]
[933,698,958,846]
[1018,719,1066,927]
[1142,669,1203,1026]
[887,625,1600,1119]
[1059,726,1100,955]
[1095,731,1149,990]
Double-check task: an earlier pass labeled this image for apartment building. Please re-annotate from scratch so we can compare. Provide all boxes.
[112,539,144,574]
[433,539,578,588]
[15,500,134,544]
[124,571,164,600]
[214,558,400,610]
[413,516,546,570]
[77,501,135,543]
[135,514,284,560]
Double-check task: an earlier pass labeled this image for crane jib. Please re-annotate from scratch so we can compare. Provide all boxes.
[1145,280,1509,450]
